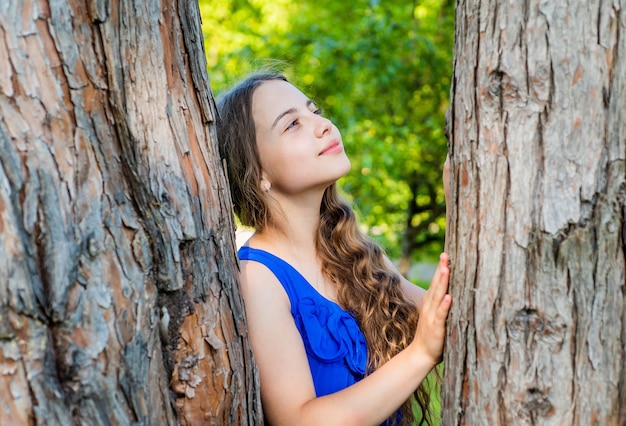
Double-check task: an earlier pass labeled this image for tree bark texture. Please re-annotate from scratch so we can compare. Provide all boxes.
[0,1,262,425]
[443,0,625,425]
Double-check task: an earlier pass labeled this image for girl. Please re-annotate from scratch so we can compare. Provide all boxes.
[216,73,451,425]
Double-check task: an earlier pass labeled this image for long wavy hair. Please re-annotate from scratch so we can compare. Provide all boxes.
[216,73,435,425]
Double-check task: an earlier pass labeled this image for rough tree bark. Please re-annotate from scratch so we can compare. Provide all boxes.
[0,1,262,425]
[443,0,626,424]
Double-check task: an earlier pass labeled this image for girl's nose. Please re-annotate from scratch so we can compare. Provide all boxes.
[314,114,332,137]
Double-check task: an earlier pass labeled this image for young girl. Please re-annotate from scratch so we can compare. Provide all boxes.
[216,73,451,425]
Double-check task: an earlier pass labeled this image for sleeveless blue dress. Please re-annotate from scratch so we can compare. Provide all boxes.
[238,246,368,396]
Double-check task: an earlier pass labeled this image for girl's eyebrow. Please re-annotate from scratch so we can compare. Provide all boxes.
[271,100,314,130]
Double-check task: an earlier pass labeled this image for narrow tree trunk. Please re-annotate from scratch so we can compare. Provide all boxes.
[0,1,261,424]
[399,173,445,277]
[399,173,422,276]
[443,1,625,424]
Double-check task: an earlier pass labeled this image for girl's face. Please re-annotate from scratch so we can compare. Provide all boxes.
[252,80,350,197]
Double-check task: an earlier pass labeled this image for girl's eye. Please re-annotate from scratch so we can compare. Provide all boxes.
[314,108,323,116]
[285,119,299,131]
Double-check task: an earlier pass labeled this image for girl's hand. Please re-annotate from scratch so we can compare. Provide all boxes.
[411,253,452,365]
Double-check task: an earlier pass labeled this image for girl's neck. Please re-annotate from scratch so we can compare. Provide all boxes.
[255,217,318,256]
[249,189,337,301]
[252,189,323,258]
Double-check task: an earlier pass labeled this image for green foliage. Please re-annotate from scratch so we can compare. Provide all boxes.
[201,0,454,263]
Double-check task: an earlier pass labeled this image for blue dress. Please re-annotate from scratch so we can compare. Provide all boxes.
[238,246,368,397]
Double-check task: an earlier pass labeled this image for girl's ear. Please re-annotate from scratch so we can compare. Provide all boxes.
[260,179,271,193]
[259,168,272,192]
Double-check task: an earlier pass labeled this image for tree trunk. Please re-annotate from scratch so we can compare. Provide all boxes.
[0,1,262,425]
[443,0,625,425]
[398,173,445,278]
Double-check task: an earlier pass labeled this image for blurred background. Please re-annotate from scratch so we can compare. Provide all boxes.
[201,0,454,286]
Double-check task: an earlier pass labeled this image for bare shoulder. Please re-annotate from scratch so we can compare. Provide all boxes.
[239,259,290,311]
[237,259,318,423]
[239,258,278,290]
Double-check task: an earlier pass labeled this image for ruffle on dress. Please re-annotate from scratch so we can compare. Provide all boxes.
[296,296,367,376]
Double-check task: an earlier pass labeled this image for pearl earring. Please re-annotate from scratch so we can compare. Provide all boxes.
[264,183,271,192]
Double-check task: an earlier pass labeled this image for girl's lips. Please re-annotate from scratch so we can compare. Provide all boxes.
[319,141,343,155]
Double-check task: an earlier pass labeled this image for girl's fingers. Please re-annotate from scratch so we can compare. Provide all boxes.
[413,254,452,361]
[420,253,451,324]
[436,294,452,321]
[429,253,450,301]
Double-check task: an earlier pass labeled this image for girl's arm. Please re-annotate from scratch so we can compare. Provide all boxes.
[383,255,427,311]
[239,254,451,426]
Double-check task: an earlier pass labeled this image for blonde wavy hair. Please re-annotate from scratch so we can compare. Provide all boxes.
[216,73,435,425]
